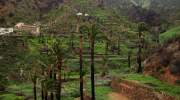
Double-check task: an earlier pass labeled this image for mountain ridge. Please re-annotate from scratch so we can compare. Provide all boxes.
[104,0,180,23]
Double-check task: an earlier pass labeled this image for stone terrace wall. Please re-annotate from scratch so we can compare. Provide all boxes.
[111,77,176,100]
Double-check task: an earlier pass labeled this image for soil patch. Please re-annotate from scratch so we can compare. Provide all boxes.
[108,92,129,100]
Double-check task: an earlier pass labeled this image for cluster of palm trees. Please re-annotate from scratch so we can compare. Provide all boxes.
[29,37,69,100]
[30,22,100,100]
[78,24,100,100]
[30,17,147,100]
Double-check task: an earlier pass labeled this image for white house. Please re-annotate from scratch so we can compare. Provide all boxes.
[0,28,14,35]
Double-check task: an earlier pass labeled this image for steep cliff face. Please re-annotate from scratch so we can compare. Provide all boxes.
[104,0,180,22]
[104,0,180,10]
[144,38,180,84]
[141,0,180,21]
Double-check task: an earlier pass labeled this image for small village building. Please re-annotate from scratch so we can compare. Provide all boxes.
[15,22,40,36]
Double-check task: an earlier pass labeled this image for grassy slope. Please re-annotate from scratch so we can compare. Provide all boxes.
[44,0,137,31]
[0,83,33,100]
[160,26,180,43]
[123,74,180,99]
[43,0,138,58]
[1,80,112,100]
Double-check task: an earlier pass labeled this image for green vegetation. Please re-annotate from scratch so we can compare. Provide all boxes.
[0,82,33,100]
[160,26,180,43]
[0,94,23,100]
[123,74,180,99]
[0,0,180,100]
[95,86,113,100]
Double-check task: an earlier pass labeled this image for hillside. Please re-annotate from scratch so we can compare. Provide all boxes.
[0,0,180,100]
[1,0,180,27]
[143,26,180,85]
[0,0,63,26]
[160,26,180,43]
[144,37,180,84]
[104,0,180,24]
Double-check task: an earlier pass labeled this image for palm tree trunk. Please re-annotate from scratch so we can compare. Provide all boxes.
[71,37,74,49]
[91,36,96,100]
[51,93,54,100]
[128,51,131,68]
[50,69,54,100]
[33,82,37,100]
[105,40,109,55]
[117,38,120,55]
[137,45,142,73]
[41,70,44,100]
[41,83,44,100]
[57,59,62,100]
[45,90,48,100]
[137,31,142,73]
[79,35,84,100]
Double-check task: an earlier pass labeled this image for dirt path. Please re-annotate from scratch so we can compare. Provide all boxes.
[108,92,129,100]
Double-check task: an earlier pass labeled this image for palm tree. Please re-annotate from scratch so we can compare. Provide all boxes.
[79,25,89,100]
[79,29,84,100]
[31,68,38,100]
[52,42,62,100]
[51,39,68,100]
[76,12,84,100]
[48,65,54,100]
[128,50,131,68]
[41,80,45,100]
[79,24,99,99]
[89,24,99,100]
[137,22,147,73]
[39,62,46,100]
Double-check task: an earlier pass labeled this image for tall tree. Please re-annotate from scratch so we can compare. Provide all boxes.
[137,22,147,73]
[89,24,99,100]
[31,67,38,100]
[128,50,131,68]
[51,39,68,100]
[79,25,90,99]
[49,65,54,100]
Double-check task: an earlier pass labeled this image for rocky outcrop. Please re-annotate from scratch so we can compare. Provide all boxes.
[144,38,180,84]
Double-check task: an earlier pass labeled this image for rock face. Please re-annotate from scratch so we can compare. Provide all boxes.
[104,0,180,23]
[144,38,180,84]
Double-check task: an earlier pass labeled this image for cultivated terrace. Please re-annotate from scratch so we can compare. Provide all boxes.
[0,0,180,100]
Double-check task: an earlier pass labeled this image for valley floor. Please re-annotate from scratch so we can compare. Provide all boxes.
[1,72,180,100]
